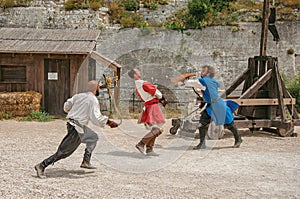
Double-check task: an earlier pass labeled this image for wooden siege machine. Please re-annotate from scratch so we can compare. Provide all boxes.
[224,0,300,136]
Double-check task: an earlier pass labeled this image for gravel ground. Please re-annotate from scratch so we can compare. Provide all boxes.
[0,119,299,199]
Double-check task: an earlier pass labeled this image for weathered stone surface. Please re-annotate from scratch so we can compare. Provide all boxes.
[0,0,299,109]
[96,22,299,109]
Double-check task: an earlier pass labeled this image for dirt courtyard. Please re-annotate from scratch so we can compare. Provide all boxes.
[0,119,299,198]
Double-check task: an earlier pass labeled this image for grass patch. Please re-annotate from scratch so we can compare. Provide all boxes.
[0,112,13,120]
[278,0,300,9]
[165,107,183,119]
[19,111,54,122]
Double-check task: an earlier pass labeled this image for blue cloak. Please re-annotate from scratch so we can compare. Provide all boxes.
[199,76,239,125]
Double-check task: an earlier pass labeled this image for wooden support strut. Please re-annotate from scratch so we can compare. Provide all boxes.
[231,98,295,106]
[239,69,272,99]
[222,68,250,98]
[274,60,286,121]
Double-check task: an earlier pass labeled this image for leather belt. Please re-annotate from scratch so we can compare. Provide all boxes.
[68,118,83,128]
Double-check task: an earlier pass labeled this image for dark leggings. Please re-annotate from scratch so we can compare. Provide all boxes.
[42,123,81,168]
[199,110,211,127]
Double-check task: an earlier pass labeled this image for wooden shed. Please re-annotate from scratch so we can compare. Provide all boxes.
[0,28,103,116]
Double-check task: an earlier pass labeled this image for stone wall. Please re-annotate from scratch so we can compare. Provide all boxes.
[0,0,187,29]
[1,1,299,110]
[95,22,300,110]
[0,1,110,29]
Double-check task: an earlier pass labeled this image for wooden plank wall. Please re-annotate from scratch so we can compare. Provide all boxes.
[0,53,87,109]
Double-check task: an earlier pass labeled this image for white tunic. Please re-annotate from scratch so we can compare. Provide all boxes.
[134,80,162,102]
[63,92,108,134]
[184,79,206,91]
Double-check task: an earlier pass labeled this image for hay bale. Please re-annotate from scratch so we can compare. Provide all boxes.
[0,91,42,116]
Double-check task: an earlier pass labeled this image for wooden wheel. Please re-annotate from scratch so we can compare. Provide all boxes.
[207,123,224,140]
[169,126,179,135]
[277,126,294,137]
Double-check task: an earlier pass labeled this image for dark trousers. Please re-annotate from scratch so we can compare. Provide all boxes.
[198,109,240,143]
[199,109,211,127]
[41,123,82,168]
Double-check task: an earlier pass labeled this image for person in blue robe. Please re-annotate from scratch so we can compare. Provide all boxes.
[193,65,242,149]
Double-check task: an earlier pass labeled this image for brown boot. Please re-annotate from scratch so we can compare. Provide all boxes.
[34,163,46,179]
[193,125,208,150]
[135,143,145,154]
[80,150,96,169]
[80,160,97,169]
[145,127,162,156]
[136,127,162,155]
[226,122,243,148]
[146,140,159,156]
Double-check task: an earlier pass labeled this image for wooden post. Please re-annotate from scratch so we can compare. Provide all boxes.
[260,0,270,56]
[114,68,121,105]
[266,57,277,119]
[274,59,286,122]
[238,58,257,117]
[258,0,270,79]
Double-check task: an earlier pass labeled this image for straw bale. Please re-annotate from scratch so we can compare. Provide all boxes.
[0,91,42,116]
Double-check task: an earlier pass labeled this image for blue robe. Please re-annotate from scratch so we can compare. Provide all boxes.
[199,76,238,125]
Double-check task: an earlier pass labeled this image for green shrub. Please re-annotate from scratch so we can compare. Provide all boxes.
[0,0,15,8]
[108,2,126,24]
[143,0,158,10]
[148,2,158,10]
[287,72,300,112]
[120,12,146,28]
[210,0,231,15]
[16,0,32,6]
[82,2,89,9]
[121,0,139,11]
[278,0,300,9]
[20,111,54,122]
[188,0,211,21]
[64,0,83,10]
[164,7,200,31]
[0,112,12,120]
[108,1,146,28]
[141,0,167,9]
[88,0,102,10]
[164,15,186,32]
[158,0,168,5]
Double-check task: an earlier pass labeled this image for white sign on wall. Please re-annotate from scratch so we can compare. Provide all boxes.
[48,72,58,80]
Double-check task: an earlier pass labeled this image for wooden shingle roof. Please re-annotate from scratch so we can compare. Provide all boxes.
[0,28,100,54]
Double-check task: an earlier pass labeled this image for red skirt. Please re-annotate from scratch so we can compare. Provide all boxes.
[139,104,165,125]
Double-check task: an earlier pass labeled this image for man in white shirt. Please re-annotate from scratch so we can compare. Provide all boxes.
[34,80,118,178]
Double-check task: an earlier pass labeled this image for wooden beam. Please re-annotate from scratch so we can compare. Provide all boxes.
[223,68,250,97]
[238,58,257,117]
[240,69,272,99]
[274,61,286,121]
[234,119,272,129]
[114,69,121,104]
[260,0,270,56]
[90,51,122,71]
[230,98,296,106]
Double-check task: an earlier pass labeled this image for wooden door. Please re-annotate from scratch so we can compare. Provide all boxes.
[44,59,70,116]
